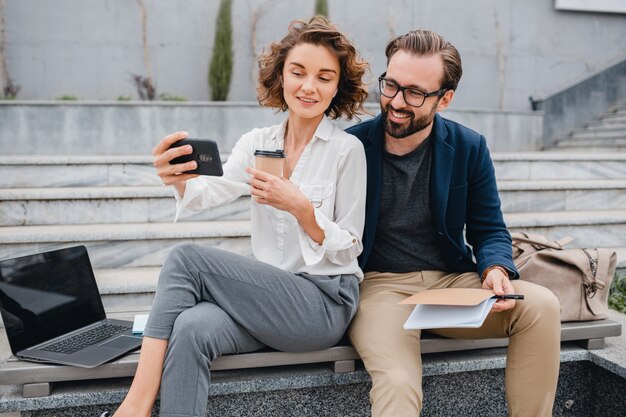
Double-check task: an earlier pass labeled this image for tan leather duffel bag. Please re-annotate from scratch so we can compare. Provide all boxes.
[511,232,616,322]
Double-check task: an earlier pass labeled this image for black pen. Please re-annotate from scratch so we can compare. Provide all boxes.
[492,294,525,300]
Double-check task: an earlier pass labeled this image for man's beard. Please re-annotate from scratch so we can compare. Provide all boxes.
[381,100,438,139]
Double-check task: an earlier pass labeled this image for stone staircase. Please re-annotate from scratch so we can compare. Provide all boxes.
[1,151,626,310]
[548,106,626,151]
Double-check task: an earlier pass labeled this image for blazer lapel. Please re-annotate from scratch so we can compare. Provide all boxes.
[363,115,385,254]
[430,114,454,232]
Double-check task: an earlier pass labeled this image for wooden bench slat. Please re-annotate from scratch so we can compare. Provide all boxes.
[0,319,620,387]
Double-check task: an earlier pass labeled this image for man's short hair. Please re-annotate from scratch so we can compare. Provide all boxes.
[385,30,462,91]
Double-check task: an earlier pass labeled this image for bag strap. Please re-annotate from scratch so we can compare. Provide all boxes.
[575,248,617,316]
[511,232,574,250]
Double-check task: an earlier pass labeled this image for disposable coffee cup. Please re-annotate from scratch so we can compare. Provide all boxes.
[254,150,285,178]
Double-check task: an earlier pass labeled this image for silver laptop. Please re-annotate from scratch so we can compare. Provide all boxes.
[0,246,142,368]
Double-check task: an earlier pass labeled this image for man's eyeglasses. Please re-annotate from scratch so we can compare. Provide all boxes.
[378,73,447,108]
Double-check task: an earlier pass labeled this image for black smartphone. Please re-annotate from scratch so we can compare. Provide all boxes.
[168,139,223,176]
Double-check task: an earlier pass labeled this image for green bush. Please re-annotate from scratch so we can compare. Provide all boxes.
[56,95,78,101]
[209,0,233,101]
[159,94,187,102]
[314,0,329,17]
[608,272,626,314]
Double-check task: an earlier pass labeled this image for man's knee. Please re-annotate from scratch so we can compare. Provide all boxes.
[517,281,561,318]
[509,281,561,338]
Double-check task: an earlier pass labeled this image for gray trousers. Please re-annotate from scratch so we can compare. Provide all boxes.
[143,243,359,417]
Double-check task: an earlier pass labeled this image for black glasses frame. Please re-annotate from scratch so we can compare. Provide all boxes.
[378,72,447,107]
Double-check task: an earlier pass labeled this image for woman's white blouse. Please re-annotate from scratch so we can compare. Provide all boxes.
[173,116,367,280]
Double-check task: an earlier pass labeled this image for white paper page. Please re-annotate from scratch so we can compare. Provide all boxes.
[403,298,496,330]
[132,314,149,335]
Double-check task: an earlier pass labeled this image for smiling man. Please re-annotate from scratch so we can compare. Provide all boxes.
[346,30,561,417]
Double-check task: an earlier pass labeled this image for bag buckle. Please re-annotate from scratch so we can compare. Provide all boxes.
[584,281,599,298]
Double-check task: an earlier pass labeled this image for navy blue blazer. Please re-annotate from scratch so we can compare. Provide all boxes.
[346,113,519,279]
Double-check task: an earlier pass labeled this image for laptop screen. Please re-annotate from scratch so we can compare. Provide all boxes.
[0,246,106,353]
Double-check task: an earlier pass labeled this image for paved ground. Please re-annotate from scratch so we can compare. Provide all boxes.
[569,308,626,378]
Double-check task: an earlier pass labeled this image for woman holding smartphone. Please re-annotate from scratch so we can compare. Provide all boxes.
[105,16,368,417]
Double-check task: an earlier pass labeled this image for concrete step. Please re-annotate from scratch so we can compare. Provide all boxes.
[554,147,626,152]
[600,117,626,125]
[601,112,626,123]
[0,155,158,188]
[491,153,626,180]
[504,210,626,248]
[0,186,250,226]
[567,131,626,140]
[552,138,626,148]
[0,221,252,269]
[0,154,226,188]
[556,138,626,152]
[583,121,626,131]
[95,267,160,308]
[95,245,626,309]
[2,179,624,227]
[542,146,626,153]
[497,179,626,213]
[1,211,625,268]
[3,153,626,189]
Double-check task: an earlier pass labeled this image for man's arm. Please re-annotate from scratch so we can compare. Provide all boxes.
[464,136,518,279]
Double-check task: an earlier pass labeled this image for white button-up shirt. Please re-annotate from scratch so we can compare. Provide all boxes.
[174,116,367,280]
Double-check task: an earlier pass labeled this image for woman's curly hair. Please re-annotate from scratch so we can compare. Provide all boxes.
[257,16,369,120]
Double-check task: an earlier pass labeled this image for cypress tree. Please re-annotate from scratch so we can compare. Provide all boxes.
[209,0,233,101]
[314,0,329,17]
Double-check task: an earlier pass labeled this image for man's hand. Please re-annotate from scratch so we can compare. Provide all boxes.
[482,267,516,312]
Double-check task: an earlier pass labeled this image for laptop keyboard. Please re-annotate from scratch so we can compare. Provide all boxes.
[42,323,131,354]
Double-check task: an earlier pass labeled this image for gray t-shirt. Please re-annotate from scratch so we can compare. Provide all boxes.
[365,137,449,273]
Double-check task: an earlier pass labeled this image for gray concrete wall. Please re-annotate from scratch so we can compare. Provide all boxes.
[0,102,542,154]
[534,58,626,143]
[1,0,625,110]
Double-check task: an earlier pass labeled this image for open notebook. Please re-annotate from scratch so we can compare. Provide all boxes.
[400,288,497,330]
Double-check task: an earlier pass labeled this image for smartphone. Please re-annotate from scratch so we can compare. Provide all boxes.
[168,139,223,176]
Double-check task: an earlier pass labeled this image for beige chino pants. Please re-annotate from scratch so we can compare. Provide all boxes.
[348,270,561,417]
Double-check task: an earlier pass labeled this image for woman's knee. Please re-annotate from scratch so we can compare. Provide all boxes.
[165,242,203,265]
[159,243,216,287]
[168,303,233,359]
[170,306,207,344]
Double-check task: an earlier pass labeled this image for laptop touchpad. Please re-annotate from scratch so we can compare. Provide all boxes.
[100,335,141,349]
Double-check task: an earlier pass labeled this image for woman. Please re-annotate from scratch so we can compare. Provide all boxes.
[105,16,369,417]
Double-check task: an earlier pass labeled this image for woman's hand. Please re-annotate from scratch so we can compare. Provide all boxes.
[246,167,309,215]
[247,167,325,244]
[152,131,199,195]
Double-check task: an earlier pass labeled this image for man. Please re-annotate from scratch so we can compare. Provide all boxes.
[346,30,561,417]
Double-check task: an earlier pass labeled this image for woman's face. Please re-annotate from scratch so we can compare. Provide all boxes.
[282,42,340,120]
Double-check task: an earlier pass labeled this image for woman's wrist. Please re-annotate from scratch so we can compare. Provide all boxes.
[291,194,315,223]
[291,195,325,244]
